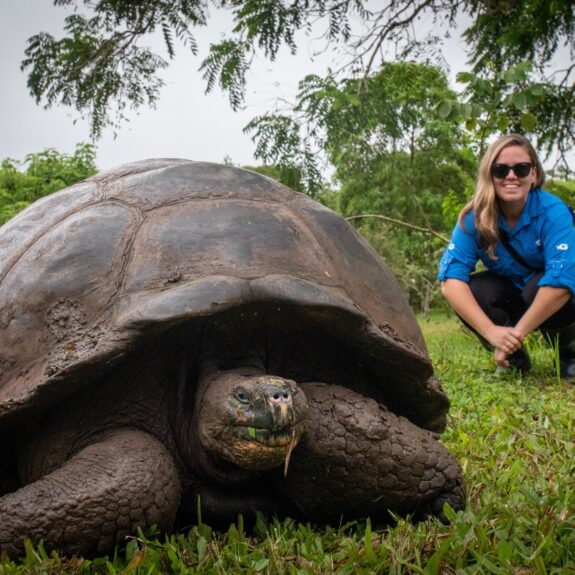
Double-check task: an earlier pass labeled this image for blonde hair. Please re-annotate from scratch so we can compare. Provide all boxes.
[459,134,545,259]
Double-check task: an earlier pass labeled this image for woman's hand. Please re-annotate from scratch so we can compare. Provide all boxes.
[487,325,523,370]
[494,347,511,368]
[483,325,524,354]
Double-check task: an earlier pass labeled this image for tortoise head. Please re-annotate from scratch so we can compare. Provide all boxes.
[194,368,308,473]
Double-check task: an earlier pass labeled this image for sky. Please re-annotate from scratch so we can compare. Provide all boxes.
[1,1,569,174]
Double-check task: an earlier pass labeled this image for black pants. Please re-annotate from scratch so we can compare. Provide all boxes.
[467,271,575,338]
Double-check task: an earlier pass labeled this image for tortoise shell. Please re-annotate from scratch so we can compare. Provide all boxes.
[0,160,448,431]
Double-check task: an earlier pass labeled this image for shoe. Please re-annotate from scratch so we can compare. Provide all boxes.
[559,358,575,381]
[507,347,532,374]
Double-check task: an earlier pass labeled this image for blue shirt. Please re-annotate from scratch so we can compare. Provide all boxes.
[438,188,575,295]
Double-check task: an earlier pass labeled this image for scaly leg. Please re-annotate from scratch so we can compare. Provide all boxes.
[0,429,181,557]
[277,383,465,522]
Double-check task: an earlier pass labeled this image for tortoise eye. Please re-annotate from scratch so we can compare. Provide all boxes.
[234,389,250,404]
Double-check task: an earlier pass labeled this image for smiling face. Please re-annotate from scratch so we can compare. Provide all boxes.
[492,145,538,214]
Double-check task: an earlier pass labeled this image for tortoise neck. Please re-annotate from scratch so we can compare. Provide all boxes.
[192,435,256,484]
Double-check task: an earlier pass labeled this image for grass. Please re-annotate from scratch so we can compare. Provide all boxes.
[1,313,574,574]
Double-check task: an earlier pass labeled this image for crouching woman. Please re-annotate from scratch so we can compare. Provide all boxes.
[438,133,575,379]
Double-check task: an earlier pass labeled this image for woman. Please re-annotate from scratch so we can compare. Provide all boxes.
[438,134,575,378]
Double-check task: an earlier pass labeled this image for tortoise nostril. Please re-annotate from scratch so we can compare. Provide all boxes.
[267,388,292,403]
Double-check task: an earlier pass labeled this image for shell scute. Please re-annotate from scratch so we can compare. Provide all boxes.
[122,200,334,293]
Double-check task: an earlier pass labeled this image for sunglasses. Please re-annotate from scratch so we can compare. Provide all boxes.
[491,162,533,179]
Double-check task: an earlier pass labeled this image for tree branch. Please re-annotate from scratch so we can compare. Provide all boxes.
[346,213,449,243]
[361,0,436,82]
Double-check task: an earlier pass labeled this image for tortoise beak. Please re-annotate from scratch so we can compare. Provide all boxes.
[253,379,296,432]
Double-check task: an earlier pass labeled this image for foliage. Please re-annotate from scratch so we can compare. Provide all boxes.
[20,1,574,161]
[1,316,574,573]
[242,163,305,193]
[437,61,551,156]
[546,177,575,208]
[247,63,477,193]
[22,1,207,137]
[0,144,97,225]
[462,0,574,164]
[341,153,471,314]
[464,0,573,69]
[435,57,575,171]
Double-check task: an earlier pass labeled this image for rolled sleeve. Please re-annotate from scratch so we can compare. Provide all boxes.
[438,219,479,283]
[538,203,575,295]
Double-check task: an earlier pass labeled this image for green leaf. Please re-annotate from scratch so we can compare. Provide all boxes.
[521,112,537,131]
[456,71,476,84]
[529,84,546,96]
[465,117,477,130]
[497,539,513,562]
[504,64,530,83]
[437,100,453,119]
[513,92,528,110]
[197,536,207,562]
[502,94,514,108]
[498,116,510,132]
[424,546,445,575]
[472,103,484,117]
[460,103,473,118]
[441,503,457,522]
[253,558,269,571]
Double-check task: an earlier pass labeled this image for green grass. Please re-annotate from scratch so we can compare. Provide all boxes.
[1,314,574,574]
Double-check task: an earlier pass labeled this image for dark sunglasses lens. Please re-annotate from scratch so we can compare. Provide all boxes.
[491,164,509,178]
[513,163,532,177]
[491,163,532,178]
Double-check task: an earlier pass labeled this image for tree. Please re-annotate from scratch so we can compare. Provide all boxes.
[21,0,574,166]
[323,64,477,313]
[246,62,476,191]
[0,143,97,225]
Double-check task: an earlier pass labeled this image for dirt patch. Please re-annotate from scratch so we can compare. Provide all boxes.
[44,299,107,377]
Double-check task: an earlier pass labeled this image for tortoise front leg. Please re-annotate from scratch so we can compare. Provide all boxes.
[276,383,465,522]
[0,429,181,557]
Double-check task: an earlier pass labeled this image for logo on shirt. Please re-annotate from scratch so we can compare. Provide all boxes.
[557,243,569,251]
[448,243,455,250]
[535,239,541,247]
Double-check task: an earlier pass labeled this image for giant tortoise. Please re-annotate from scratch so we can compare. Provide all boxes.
[0,160,465,556]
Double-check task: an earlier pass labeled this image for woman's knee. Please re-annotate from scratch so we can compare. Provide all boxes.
[468,271,524,325]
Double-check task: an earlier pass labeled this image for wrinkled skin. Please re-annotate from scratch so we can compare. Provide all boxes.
[280,383,464,522]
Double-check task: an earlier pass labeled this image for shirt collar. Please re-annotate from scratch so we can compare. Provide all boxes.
[498,188,540,235]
